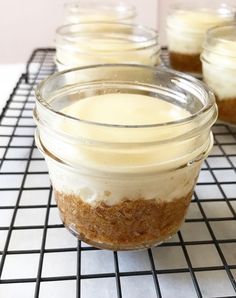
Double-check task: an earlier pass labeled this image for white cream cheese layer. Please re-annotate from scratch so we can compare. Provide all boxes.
[202,41,236,100]
[167,10,234,54]
[47,156,200,205]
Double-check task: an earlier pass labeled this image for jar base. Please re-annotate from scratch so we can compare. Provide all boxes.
[66,223,178,250]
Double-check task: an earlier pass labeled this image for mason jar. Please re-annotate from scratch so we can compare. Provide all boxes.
[201,24,236,124]
[64,1,136,24]
[167,2,235,76]
[34,64,217,250]
[55,22,161,70]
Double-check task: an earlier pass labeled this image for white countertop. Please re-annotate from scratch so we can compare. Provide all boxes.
[0,64,25,114]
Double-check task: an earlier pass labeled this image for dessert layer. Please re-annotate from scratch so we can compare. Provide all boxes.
[50,93,205,171]
[167,29,203,55]
[47,156,200,205]
[167,10,234,54]
[39,92,209,205]
[168,10,234,33]
[216,97,236,124]
[55,190,193,250]
[202,62,236,99]
[169,51,202,74]
[40,93,209,173]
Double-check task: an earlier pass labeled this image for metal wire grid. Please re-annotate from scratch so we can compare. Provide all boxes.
[0,48,235,298]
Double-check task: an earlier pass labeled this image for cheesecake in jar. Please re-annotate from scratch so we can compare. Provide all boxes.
[64,1,136,24]
[55,22,161,71]
[201,24,236,124]
[167,3,235,76]
[34,65,217,250]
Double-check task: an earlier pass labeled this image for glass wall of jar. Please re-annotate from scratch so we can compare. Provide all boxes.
[55,22,161,70]
[201,24,236,125]
[64,1,136,24]
[34,64,217,250]
[166,2,235,77]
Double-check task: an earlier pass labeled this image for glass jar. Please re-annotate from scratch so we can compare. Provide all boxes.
[55,22,161,70]
[34,64,217,250]
[64,1,136,24]
[201,24,236,124]
[166,2,235,76]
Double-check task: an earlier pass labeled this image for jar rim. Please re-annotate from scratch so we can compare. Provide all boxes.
[203,23,236,57]
[56,22,159,51]
[205,22,236,44]
[35,64,216,129]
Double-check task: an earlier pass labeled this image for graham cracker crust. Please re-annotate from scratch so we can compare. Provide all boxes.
[55,191,193,250]
[169,51,202,74]
[216,97,236,124]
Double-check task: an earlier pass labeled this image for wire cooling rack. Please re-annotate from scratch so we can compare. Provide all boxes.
[0,48,235,298]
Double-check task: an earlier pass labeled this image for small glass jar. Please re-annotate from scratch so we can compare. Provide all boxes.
[34,65,217,250]
[64,1,136,24]
[167,2,235,76]
[55,22,161,70]
[201,24,236,124]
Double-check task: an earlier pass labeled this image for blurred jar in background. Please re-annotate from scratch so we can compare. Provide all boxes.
[166,2,235,76]
[55,22,161,70]
[201,24,236,125]
[64,1,136,24]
